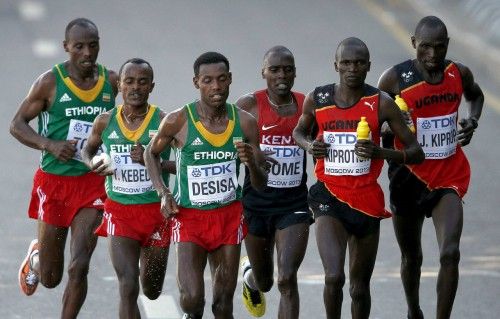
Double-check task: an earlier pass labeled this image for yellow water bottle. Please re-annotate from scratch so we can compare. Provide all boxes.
[356,116,370,140]
[395,95,415,133]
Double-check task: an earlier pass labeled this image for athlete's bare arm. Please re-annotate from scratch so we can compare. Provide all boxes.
[10,70,78,161]
[81,112,112,175]
[293,91,329,159]
[108,70,119,98]
[238,109,268,191]
[456,63,484,146]
[377,67,399,97]
[145,108,186,217]
[355,92,424,164]
[235,93,258,119]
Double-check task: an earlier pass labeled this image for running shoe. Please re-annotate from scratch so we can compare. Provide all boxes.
[18,239,39,296]
[240,256,266,317]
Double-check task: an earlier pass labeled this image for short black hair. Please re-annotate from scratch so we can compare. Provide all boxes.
[414,16,448,38]
[193,52,229,76]
[65,18,98,40]
[263,45,293,62]
[335,37,370,61]
[118,58,154,80]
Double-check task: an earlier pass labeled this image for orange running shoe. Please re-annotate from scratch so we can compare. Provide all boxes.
[18,239,39,296]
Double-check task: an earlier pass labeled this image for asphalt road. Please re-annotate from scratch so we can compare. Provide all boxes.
[1,0,499,318]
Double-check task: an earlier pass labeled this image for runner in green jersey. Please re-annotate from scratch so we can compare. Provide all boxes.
[10,18,118,317]
[145,52,268,319]
[83,58,174,318]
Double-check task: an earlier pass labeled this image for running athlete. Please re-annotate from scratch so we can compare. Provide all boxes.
[293,38,424,319]
[10,18,117,318]
[236,46,312,318]
[144,52,268,319]
[378,16,484,319]
[82,58,172,319]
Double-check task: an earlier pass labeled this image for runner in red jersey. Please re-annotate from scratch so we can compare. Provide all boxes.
[294,38,423,319]
[237,46,312,318]
[378,16,484,319]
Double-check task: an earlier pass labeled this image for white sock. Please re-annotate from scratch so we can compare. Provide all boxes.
[243,268,258,290]
[30,251,40,274]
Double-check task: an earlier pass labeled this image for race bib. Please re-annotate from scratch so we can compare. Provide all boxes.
[110,150,153,194]
[417,112,457,159]
[323,131,370,176]
[67,119,106,161]
[187,160,238,206]
[261,144,304,188]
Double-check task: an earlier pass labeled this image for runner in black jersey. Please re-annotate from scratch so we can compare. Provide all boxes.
[236,46,312,318]
[378,16,484,319]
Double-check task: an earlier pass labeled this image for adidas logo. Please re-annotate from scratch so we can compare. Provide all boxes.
[150,232,161,240]
[108,131,119,139]
[59,93,72,102]
[92,198,104,206]
[191,137,204,146]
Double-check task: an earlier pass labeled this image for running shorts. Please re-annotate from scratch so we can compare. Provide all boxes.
[308,181,381,237]
[390,170,458,218]
[28,169,106,227]
[96,199,170,248]
[245,210,313,237]
[170,201,247,252]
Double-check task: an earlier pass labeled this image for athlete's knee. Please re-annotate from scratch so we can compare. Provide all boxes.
[180,290,205,314]
[40,272,63,289]
[254,274,273,292]
[401,251,423,270]
[349,281,370,302]
[440,246,460,266]
[324,272,345,291]
[142,284,162,300]
[119,277,140,300]
[67,257,91,282]
[39,263,63,288]
[211,297,233,317]
[277,270,298,296]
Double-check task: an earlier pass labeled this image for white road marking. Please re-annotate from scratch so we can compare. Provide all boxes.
[139,294,181,319]
[18,1,46,21]
[32,39,59,58]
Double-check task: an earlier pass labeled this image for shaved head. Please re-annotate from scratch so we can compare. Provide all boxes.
[263,45,294,66]
[414,16,448,39]
[335,37,369,61]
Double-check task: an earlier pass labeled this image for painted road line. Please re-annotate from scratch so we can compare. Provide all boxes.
[18,1,46,21]
[139,294,181,319]
[356,0,500,114]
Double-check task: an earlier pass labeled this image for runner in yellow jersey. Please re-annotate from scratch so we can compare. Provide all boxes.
[10,18,117,318]
[83,58,174,318]
[145,52,268,319]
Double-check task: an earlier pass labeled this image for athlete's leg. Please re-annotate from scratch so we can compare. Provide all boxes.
[315,215,348,319]
[37,221,69,288]
[61,207,102,319]
[432,193,463,319]
[140,245,169,300]
[177,242,208,318]
[392,213,425,319]
[109,235,141,319]
[275,222,309,319]
[348,227,379,319]
[244,233,275,292]
[208,244,241,319]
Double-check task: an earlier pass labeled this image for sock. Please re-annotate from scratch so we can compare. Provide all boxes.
[30,250,40,274]
[243,268,258,290]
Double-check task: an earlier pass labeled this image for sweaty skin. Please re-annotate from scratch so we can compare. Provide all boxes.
[293,37,423,319]
[377,16,483,319]
[10,19,118,318]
